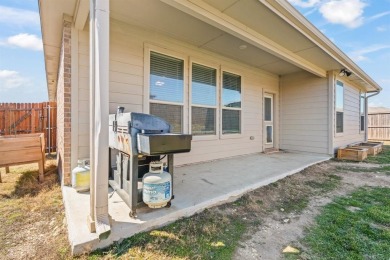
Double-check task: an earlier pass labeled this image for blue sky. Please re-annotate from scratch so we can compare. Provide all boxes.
[0,0,389,108]
[289,0,390,108]
[0,0,46,102]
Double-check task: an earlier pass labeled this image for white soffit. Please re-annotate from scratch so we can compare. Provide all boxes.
[161,0,327,77]
[296,47,341,71]
[208,0,316,53]
[202,33,301,74]
[111,0,302,75]
[39,0,77,101]
[110,0,224,48]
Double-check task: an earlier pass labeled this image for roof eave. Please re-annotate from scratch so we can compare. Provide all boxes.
[259,0,382,92]
[38,0,56,101]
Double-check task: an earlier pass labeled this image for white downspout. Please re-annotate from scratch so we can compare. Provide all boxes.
[365,91,380,142]
[88,0,111,239]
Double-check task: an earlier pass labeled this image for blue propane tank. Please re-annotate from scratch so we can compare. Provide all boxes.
[142,161,172,208]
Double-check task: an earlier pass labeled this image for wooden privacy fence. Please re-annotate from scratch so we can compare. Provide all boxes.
[0,102,57,153]
[368,113,390,141]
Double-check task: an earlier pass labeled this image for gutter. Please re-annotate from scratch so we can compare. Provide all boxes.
[364,90,381,141]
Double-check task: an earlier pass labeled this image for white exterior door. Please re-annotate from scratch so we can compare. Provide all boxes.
[264,93,274,149]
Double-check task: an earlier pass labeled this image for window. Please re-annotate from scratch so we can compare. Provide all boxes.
[150,103,182,133]
[222,72,241,134]
[264,97,272,121]
[191,63,217,135]
[147,50,244,137]
[360,93,365,132]
[335,81,344,133]
[149,52,184,133]
[266,125,273,143]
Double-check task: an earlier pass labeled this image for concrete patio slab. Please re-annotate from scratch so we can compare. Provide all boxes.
[63,151,330,255]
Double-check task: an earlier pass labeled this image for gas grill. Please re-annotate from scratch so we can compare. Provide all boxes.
[108,107,192,217]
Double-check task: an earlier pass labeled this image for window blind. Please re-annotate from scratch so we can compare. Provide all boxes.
[150,52,184,103]
[222,72,241,108]
[192,63,216,106]
[222,72,241,134]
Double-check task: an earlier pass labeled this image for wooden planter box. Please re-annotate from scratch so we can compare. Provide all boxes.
[0,133,45,182]
[349,142,384,156]
[337,147,368,162]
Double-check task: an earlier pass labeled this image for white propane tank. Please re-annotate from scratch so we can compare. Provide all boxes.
[71,159,90,192]
[142,161,172,208]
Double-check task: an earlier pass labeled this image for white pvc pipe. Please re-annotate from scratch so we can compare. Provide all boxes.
[89,0,111,239]
[89,0,96,230]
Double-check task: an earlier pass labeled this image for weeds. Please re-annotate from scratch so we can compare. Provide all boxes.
[0,159,70,259]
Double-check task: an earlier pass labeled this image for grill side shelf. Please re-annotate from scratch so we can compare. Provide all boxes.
[137,134,192,156]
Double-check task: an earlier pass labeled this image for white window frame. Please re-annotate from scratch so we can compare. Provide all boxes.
[189,58,220,141]
[220,67,243,139]
[144,45,245,139]
[264,93,273,145]
[335,80,344,136]
[360,91,365,133]
[144,45,189,134]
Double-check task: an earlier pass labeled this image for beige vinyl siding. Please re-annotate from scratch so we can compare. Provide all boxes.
[75,19,279,165]
[280,71,329,154]
[333,80,364,150]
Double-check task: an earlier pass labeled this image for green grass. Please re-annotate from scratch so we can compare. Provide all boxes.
[279,197,309,214]
[303,187,390,259]
[336,165,390,175]
[305,174,342,193]
[277,175,342,215]
[379,166,390,174]
[365,145,390,164]
[89,207,248,259]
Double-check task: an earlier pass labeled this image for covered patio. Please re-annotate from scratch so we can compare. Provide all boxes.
[63,151,329,254]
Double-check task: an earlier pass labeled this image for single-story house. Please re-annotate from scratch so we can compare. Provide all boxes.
[39,0,382,239]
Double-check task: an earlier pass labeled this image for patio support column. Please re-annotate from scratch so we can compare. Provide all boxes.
[87,0,111,239]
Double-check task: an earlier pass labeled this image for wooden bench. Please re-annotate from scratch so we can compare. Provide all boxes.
[0,133,45,183]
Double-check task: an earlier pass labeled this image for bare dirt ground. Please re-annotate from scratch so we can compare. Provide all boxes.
[1,150,389,260]
[234,161,390,260]
[0,159,69,260]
